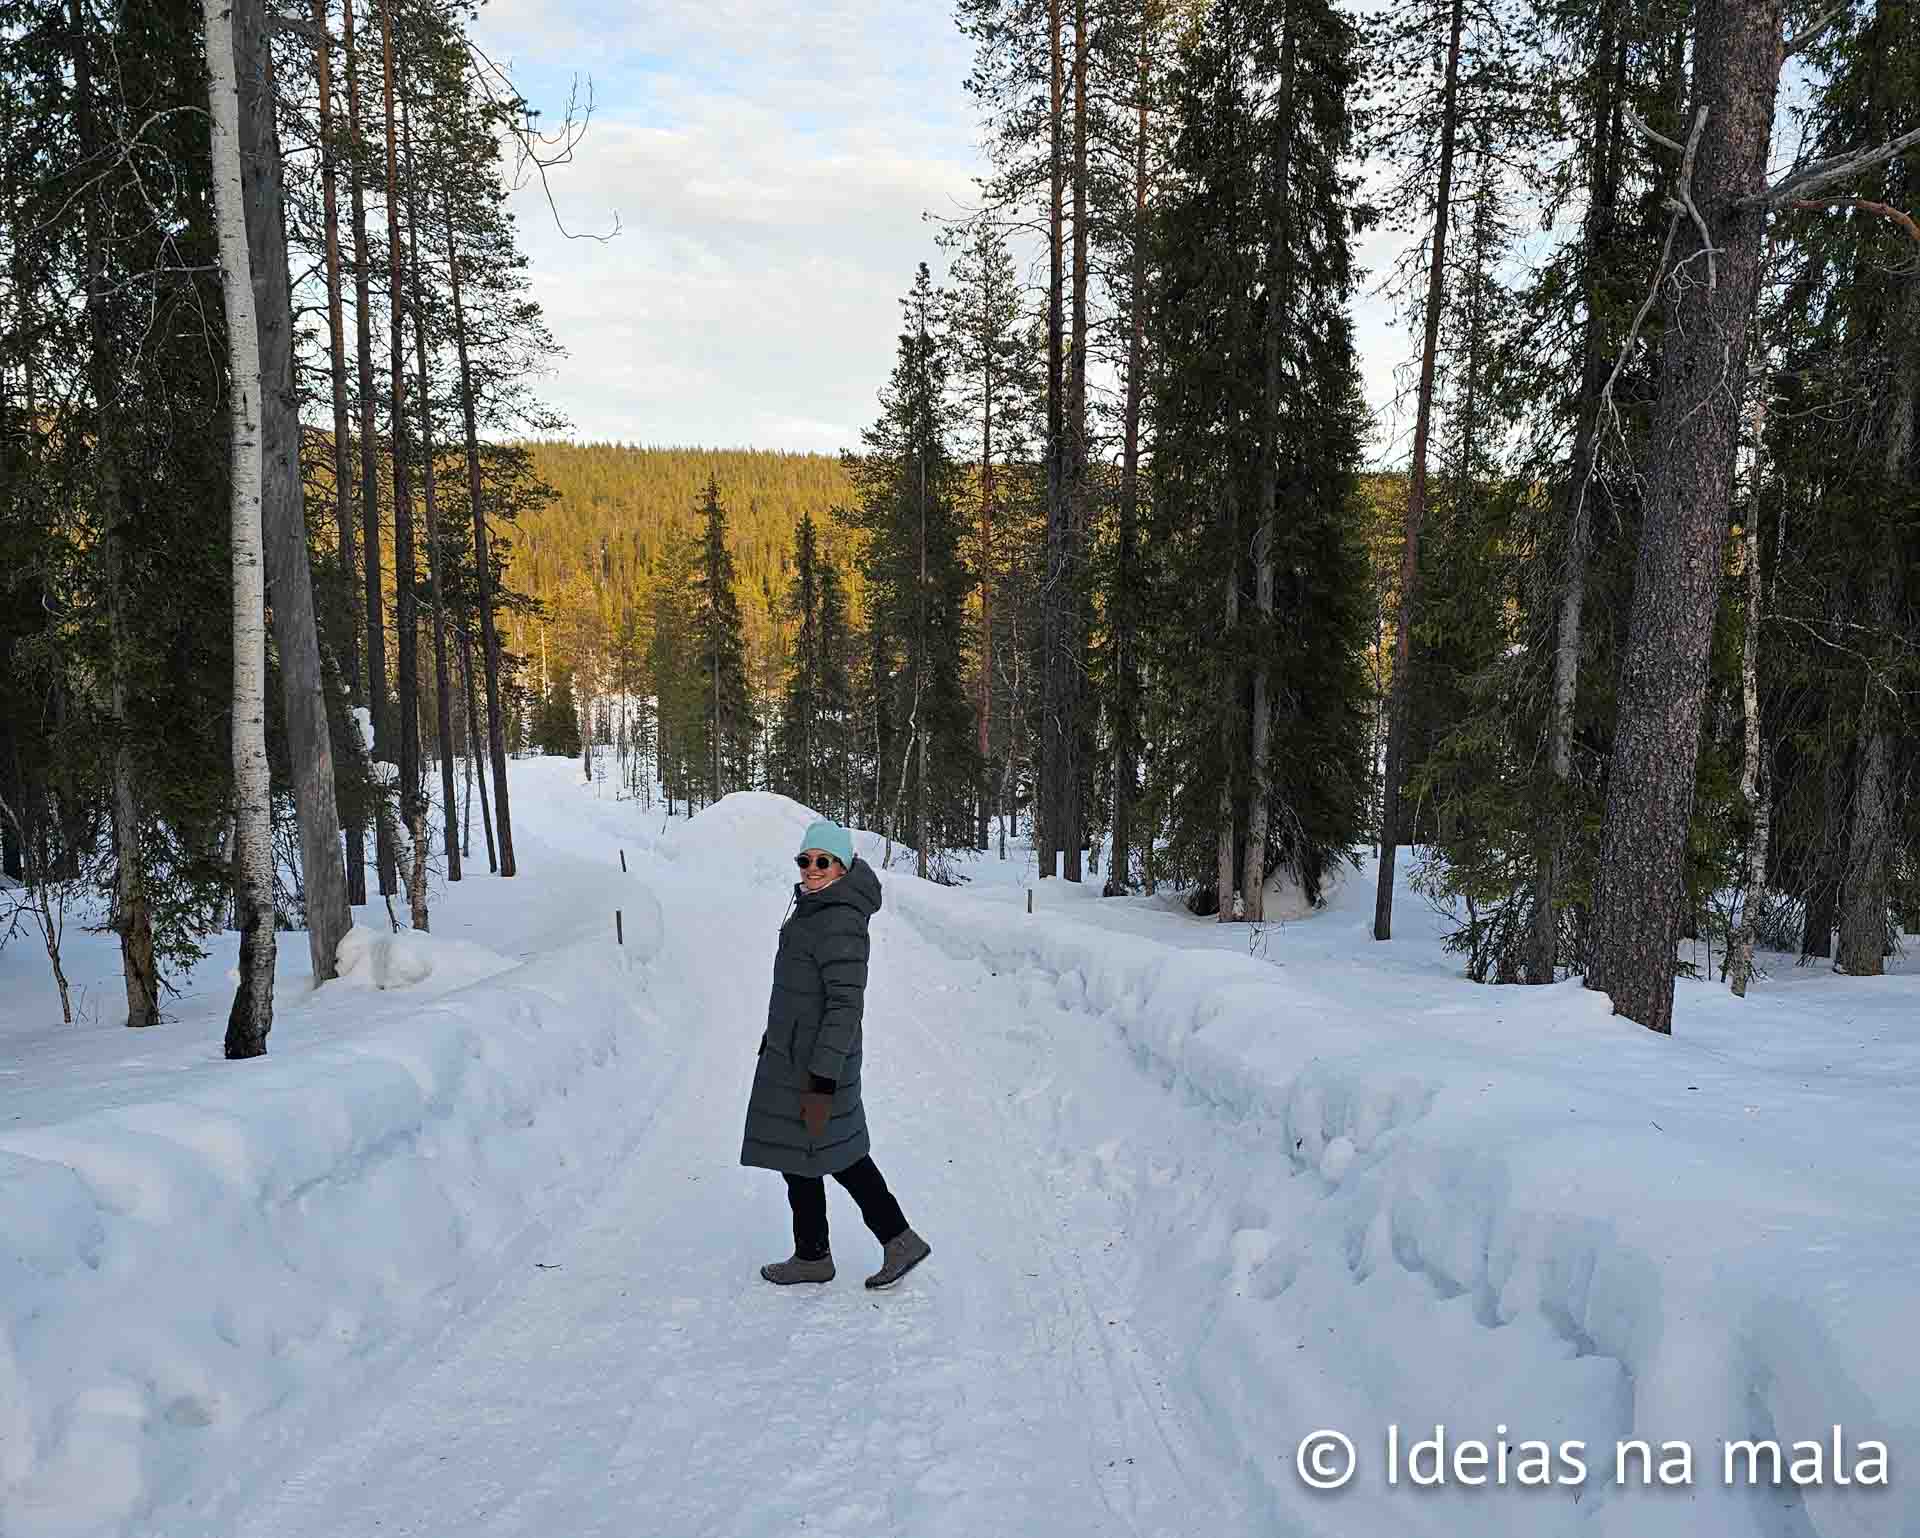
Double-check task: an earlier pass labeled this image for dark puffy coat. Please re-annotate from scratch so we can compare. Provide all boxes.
[739,856,881,1177]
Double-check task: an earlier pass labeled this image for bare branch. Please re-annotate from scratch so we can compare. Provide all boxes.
[1629,107,1716,290]
[462,43,619,244]
[1626,108,1688,158]
[33,107,209,237]
[1744,124,1920,209]
[1784,3,1848,57]
[1788,196,1920,248]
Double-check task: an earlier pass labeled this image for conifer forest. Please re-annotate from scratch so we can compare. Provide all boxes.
[4,0,1919,1054]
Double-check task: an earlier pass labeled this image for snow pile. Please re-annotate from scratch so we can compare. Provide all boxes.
[331,924,516,992]
[660,791,816,888]
[0,931,670,1538]
[875,871,1920,1537]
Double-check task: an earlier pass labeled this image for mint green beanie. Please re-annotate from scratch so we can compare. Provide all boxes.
[798,819,854,868]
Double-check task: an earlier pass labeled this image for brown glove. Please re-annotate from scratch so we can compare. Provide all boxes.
[798,1091,831,1139]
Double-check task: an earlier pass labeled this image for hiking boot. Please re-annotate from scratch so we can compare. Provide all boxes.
[864,1229,931,1290]
[761,1251,835,1285]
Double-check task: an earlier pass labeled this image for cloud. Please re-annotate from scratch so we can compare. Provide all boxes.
[476,0,1413,459]
[472,0,980,452]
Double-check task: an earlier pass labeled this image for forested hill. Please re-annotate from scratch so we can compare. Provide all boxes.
[499,442,866,685]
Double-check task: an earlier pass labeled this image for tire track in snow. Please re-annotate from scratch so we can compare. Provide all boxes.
[871,899,1265,1538]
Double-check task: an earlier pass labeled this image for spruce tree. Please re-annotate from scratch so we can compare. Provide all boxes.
[817,557,856,825]
[689,476,752,802]
[773,512,824,806]
[647,531,699,813]
[1142,0,1374,914]
[843,265,978,875]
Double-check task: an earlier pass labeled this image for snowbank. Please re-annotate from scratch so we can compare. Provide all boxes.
[0,934,666,1538]
[657,791,1919,1537]
[878,876,1920,1538]
[331,924,515,992]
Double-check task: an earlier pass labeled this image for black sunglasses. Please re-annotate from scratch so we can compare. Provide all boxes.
[795,854,840,872]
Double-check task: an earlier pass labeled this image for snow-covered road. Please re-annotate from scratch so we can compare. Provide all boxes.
[221,864,1252,1538]
[6,762,1917,1538]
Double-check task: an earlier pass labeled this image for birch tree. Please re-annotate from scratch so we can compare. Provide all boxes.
[207,0,277,1058]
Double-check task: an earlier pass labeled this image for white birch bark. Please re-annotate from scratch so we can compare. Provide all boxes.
[208,0,277,1057]
[1728,397,1769,997]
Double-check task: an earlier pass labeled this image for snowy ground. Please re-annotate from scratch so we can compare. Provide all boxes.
[1,758,1915,1538]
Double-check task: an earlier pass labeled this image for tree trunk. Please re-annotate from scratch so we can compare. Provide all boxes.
[1243,12,1296,924]
[461,623,497,872]
[344,0,396,898]
[917,446,930,880]
[1374,0,1465,943]
[1836,683,1891,974]
[1587,0,1785,1034]
[1527,13,1627,984]
[237,0,350,981]
[1106,11,1151,900]
[72,0,160,1026]
[379,0,425,928]
[978,310,994,852]
[1728,399,1769,997]
[314,0,368,909]
[1039,0,1067,881]
[208,0,277,1057]
[445,208,516,876]
[403,106,460,884]
[1061,0,1090,885]
[1217,487,1241,922]
[1835,284,1914,973]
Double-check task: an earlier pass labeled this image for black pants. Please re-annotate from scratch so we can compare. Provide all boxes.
[784,1156,908,1259]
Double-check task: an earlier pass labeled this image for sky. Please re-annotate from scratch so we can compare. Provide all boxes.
[471,0,1414,461]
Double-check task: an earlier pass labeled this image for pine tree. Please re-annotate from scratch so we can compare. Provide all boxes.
[1587,0,1791,1033]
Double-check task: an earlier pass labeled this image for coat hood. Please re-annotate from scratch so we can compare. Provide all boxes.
[797,854,882,918]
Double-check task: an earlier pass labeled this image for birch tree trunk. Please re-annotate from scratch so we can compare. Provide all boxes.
[1374,0,1465,943]
[1728,397,1770,997]
[208,0,277,1057]
[237,0,350,981]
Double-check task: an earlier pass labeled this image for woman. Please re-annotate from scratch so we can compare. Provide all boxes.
[740,818,931,1289]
